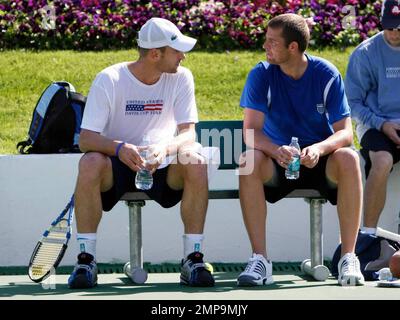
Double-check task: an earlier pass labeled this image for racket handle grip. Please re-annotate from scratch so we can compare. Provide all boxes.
[376,227,400,242]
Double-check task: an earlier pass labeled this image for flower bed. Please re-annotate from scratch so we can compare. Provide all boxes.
[0,0,382,50]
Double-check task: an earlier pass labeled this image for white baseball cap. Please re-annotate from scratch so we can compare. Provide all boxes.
[137,17,197,52]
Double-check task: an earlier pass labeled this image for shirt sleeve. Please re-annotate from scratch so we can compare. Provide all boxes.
[345,50,385,130]
[325,73,351,125]
[240,64,269,113]
[80,73,112,133]
[173,68,198,125]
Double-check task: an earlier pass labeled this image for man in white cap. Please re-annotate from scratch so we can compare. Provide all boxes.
[68,17,215,288]
[346,0,400,235]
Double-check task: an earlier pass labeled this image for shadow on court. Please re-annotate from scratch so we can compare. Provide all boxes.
[0,272,343,299]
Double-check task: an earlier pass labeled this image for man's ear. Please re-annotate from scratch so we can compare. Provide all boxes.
[149,48,162,60]
[288,41,299,53]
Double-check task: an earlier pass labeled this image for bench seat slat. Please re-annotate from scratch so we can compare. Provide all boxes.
[121,189,324,202]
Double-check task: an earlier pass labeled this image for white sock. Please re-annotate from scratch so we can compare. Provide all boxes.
[183,234,204,258]
[77,233,97,259]
[360,226,376,235]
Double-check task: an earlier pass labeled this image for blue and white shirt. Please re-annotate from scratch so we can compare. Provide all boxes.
[240,54,350,147]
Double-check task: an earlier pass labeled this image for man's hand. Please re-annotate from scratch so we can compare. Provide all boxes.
[140,143,168,173]
[177,142,205,165]
[300,145,321,169]
[117,143,145,172]
[275,145,297,169]
[382,121,400,147]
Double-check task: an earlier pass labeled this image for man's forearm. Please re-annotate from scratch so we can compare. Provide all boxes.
[79,130,123,156]
[312,129,353,156]
[244,128,280,160]
[350,101,386,131]
[165,129,196,157]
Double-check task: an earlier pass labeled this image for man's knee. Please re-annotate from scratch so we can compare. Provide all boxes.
[369,151,393,174]
[330,148,360,172]
[239,149,273,180]
[183,160,208,182]
[173,151,208,185]
[327,148,361,182]
[78,152,111,181]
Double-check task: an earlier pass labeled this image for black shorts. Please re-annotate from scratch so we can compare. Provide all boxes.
[360,129,400,178]
[264,155,338,205]
[101,156,183,212]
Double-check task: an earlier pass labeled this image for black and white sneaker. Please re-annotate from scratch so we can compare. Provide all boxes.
[338,252,365,286]
[237,253,273,286]
[68,252,98,289]
[180,252,215,287]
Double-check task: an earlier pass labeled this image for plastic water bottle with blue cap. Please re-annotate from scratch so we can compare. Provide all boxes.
[135,135,153,190]
[285,137,301,180]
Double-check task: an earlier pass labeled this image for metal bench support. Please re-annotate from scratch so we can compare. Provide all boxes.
[301,198,330,281]
[122,192,331,283]
[123,200,148,284]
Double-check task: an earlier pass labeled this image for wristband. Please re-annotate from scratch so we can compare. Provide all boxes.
[115,142,125,157]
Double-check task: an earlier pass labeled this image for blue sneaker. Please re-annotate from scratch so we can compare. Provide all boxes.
[68,252,98,289]
[180,252,215,287]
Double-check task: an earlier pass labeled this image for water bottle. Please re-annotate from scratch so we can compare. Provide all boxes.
[135,135,153,190]
[285,137,301,180]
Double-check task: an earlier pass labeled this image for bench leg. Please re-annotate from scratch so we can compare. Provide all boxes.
[301,198,330,281]
[123,200,148,284]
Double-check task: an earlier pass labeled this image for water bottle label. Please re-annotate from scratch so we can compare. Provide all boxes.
[288,157,300,171]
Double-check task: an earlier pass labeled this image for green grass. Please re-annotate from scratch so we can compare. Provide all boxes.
[0,47,355,154]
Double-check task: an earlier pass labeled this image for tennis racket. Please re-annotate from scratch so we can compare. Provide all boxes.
[28,195,74,283]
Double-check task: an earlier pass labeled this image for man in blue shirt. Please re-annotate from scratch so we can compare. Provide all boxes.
[237,13,364,287]
[346,0,400,236]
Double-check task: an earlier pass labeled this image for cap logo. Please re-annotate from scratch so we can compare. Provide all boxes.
[171,34,177,41]
[391,5,400,15]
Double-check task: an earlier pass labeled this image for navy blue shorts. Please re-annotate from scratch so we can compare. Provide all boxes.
[360,129,400,178]
[101,156,183,212]
[264,155,338,205]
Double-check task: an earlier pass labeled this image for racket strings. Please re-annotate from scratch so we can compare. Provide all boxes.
[30,242,65,278]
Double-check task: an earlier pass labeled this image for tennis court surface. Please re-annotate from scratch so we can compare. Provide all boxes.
[1,270,399,300]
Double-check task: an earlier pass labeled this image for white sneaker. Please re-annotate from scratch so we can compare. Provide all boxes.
[237,253,274,286]
[337,252,365,286]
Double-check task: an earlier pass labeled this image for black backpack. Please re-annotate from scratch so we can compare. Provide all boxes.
[331,231,400,281]
[17,81,86,154]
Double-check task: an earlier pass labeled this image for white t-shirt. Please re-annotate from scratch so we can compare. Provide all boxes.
[81,62,198,146]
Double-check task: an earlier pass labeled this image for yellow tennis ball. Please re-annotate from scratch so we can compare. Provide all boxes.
[204,262,214,274]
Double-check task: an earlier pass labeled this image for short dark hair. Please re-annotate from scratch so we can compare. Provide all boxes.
[267,14,310,53]
[138,46,167,58]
